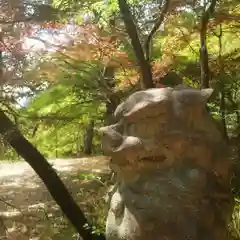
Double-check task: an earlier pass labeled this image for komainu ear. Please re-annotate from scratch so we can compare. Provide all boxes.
[201,88,214,101]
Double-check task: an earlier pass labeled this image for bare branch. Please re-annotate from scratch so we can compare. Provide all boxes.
[178,28,199,56]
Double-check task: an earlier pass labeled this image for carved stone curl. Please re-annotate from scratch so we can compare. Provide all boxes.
[99,86,233,240]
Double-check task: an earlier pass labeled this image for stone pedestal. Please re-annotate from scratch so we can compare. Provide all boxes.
[100,86,233,240]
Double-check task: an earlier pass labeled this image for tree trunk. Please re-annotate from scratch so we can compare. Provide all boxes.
[199,0,217,88]
[235,111,240,162]
[0,217,7,237]
[103,66,120,126]
[0,110,105,240]
[216,24,228,141]
[118,0,154,89]
[220,90,228,140]
[83,119,94,155]
[199,28,210,88]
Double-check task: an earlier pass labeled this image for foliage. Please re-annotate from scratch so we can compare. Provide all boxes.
[18,80,105,158]
[0,0,240,238]
[229,199,240,239]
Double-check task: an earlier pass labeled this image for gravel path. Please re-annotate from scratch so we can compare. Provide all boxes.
[0,156,110,240]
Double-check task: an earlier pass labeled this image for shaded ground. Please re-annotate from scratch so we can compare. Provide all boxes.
[0,156,111,240]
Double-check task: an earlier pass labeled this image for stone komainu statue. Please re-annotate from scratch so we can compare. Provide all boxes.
[99,86,233,240]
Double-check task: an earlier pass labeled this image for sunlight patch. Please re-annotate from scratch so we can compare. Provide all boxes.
[28,202,46,211]
[2,181,39,189]
[0,210,21,217]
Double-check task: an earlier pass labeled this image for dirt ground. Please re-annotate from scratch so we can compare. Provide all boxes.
[0,156,111,240]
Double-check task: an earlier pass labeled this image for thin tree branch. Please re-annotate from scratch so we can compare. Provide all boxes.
[145,0,170,62]
[178,28,199,57]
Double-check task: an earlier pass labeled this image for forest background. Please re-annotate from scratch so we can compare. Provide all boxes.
[0,0,239,239]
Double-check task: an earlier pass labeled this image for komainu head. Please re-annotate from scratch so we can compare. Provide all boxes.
[99,86,226,174]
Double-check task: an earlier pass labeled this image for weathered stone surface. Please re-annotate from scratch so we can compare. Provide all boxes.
[100,86,233,240]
